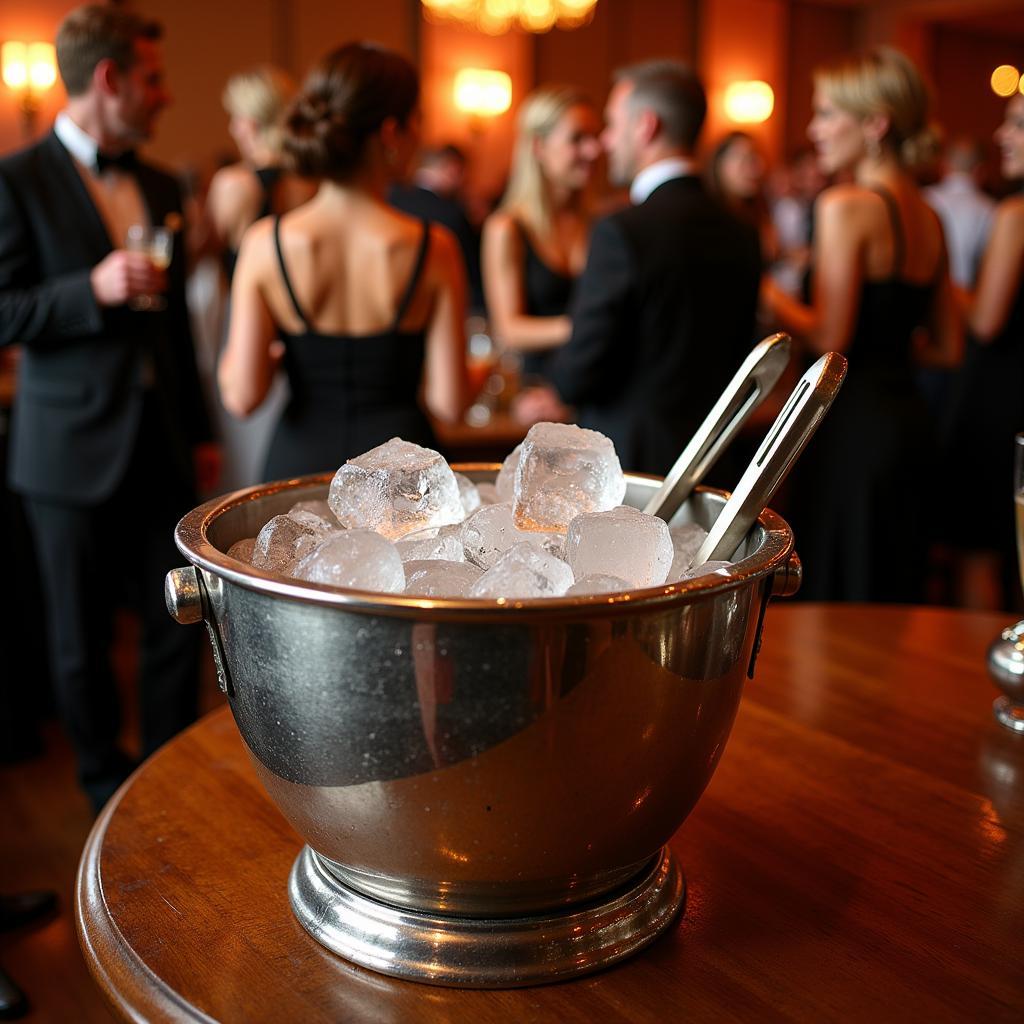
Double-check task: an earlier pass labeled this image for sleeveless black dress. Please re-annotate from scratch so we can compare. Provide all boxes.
[222,166,282,285]
[517,223,576,382]
[943,241,1024,560]
[263,217,438,479]
[789,187,938,603]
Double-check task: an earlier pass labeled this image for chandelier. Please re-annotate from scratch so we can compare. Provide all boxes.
[422,0,598,35]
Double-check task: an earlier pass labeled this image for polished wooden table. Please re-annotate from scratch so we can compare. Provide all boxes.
[77,605,1024,1022]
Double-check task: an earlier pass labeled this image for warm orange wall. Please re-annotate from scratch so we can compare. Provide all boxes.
[0,0,73,155]
[783,1,856,160]
[929,25,1018,176]
[699,0,788,165]
[419,18,533,205]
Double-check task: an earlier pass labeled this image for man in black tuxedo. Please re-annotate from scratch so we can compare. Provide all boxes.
[0,5,214,810]
[548,61,762,476]
[389,145,485,313]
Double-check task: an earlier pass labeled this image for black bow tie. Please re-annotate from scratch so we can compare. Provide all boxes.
[94,149,138,175]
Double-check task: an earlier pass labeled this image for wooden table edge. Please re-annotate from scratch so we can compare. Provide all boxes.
[75,779,216,1024]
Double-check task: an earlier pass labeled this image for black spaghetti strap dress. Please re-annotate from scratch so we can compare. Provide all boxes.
[942,249,1024,563]
[222,166,282,285]
[517,223,576,383]
[262,217,438,479]
[789,186,938,603]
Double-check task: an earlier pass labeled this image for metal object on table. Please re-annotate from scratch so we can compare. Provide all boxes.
[987,620,1024,733]
[645,332,792,523]
[165,470,800,987]
[691,350,847,567]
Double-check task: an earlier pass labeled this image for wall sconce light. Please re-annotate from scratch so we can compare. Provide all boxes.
[724,80,774,124]
[2,41,58,138]
[990,65,1020,98]
[454,68,512,119]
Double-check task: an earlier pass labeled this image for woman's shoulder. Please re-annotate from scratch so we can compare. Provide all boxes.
[209,163,261,203]
[483,209,521,241]
[995,193,1024,227]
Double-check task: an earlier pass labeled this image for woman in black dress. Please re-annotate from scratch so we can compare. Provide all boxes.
[761,47,961,602]
[218,44,470,478]
[944,92,1024,607]
[481,86,600,421]
[208,67,316,284]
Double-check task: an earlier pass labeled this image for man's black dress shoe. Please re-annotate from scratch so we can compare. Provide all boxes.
[0,891,57,932]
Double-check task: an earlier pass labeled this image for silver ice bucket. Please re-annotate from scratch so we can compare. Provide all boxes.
[166,467,800,986]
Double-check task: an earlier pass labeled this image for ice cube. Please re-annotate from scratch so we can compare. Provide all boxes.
[293,530,405,593]
[395,524,465,563]
[251,515,326,573]
[513,423,626,532]
[468,542,573,599]
[288,499,339,533]
[455,473,482,516]
[462,503,564,570]
[566,573,632,596]
[677,560,732,583]
[495,444,521,503]
[327,438,463,540]
[476,482,500,505]
[667,523,709,581]
[226,537,256,564]
[564,506,673,588]
[404,559,483,597]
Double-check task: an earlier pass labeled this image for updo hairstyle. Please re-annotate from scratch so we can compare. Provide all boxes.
[814,47,932,169]
[283,42,419,180]
[222,66,296,154]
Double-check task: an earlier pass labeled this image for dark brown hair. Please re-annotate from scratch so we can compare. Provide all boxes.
[615,59,707,151]
[56,4,162,97]
[283,43,419,181]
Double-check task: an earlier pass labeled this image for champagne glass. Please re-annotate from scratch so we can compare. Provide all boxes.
[987,433,1024,732]
[125,224,173,311]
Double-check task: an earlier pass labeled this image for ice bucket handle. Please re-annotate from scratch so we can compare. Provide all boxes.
[165,566,234,697]
[772,550,802,599]
[165,566,204,624]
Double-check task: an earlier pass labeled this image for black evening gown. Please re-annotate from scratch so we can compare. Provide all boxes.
[221,166,282,286]
[789,187,938,603]
[942,260,1024,563]
[517,223,576,383]
[263,217,438,479]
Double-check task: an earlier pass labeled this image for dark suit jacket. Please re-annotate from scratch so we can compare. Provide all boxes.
[0,131,210,504]
[549,175,762,476]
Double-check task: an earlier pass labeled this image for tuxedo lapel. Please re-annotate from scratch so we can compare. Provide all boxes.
[41,131,114,257]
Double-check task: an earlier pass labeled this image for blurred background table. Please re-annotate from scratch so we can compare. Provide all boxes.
[77,605,1024,1023]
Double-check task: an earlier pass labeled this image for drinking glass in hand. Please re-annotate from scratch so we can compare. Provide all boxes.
[987,433,1024,732]
[125,225,173,311]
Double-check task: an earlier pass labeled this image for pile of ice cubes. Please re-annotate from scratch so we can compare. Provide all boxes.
[226,423,732,600]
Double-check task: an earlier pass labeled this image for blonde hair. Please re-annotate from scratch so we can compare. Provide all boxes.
[222,66,297,155]
[500,85,592,239]
[814,47,931,168]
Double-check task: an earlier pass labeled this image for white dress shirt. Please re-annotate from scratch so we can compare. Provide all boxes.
[53,111,149,247]
[629,157,696,206]
[924,172,996,289]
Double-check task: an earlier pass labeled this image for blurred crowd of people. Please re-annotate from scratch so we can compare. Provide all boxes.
[2,3,1024,825]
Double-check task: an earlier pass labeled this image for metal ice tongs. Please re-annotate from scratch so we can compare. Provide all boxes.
[690,351,848,567]
[644,332,792,522]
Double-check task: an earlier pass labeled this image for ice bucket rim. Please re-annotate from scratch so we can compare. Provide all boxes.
[173,464,794,621]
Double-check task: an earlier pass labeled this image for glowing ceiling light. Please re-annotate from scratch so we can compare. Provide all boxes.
[422,0,597,34]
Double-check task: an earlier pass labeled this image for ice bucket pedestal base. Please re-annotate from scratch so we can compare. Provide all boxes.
[288,845,686,987]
